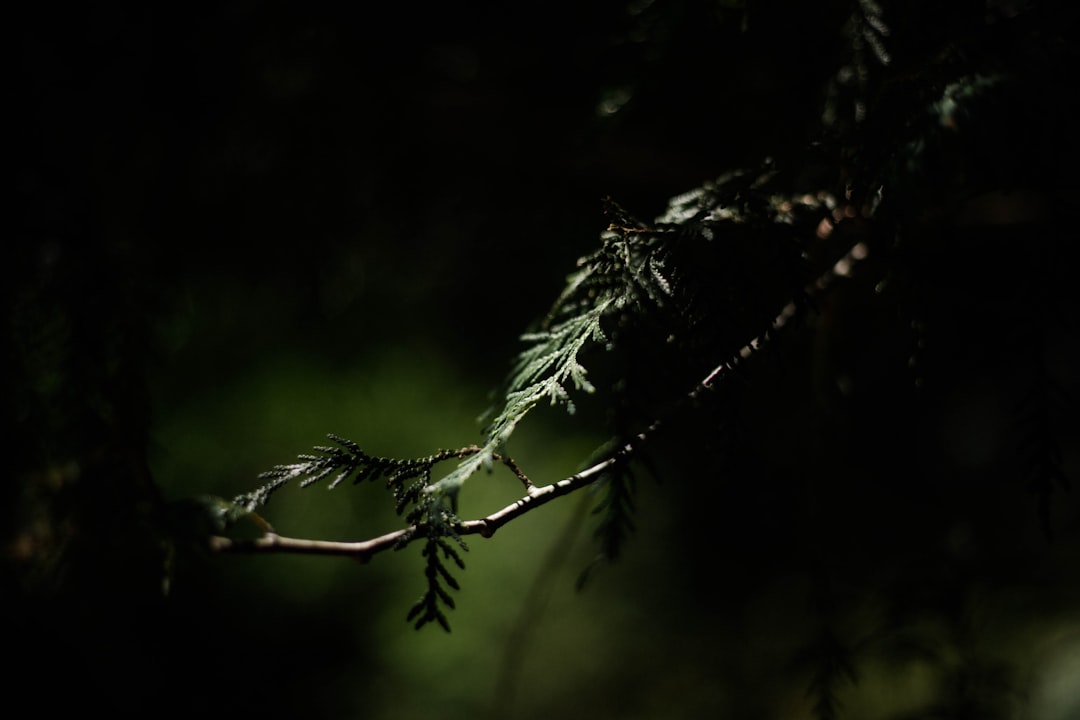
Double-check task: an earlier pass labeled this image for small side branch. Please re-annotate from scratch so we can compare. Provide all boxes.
[211,447,628,561]
[692,241,869,397]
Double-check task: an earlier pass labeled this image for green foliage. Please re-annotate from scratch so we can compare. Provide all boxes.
[407,526,466,632]
[235,434,479,628]
[235,433,462,516]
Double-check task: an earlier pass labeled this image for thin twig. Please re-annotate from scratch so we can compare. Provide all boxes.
[210,444,627,561]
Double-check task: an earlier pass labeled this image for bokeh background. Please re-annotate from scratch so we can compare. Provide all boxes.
[9,2,1080,719]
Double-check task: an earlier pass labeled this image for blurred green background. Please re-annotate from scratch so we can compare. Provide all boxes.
[9,2,1080,719]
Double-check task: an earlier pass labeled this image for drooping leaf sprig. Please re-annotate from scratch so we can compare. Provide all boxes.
[233,434,532,630]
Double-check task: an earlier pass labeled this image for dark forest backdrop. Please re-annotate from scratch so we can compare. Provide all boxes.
[7,2,1080,719]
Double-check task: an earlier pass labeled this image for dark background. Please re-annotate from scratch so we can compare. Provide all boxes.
[8,2,1080,719]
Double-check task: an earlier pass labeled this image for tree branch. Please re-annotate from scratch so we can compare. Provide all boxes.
[209,238,870,562]
[208,438,634,561]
